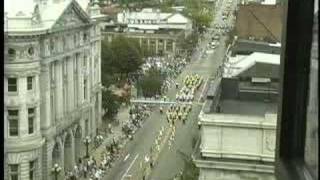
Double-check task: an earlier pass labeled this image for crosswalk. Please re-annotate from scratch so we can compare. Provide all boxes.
[130,99,204,106]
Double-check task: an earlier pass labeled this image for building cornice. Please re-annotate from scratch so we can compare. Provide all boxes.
[193,158,275,173]
[200,150,274,162]
[5,136,45,153]
[199,111,277,129]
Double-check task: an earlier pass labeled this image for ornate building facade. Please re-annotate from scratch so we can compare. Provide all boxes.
[103,8,192,56]
[4,0,105,179]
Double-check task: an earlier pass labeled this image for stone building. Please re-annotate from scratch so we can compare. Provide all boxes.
[193,52,280,180]
[4,0,105,179]
[103,8,193,56]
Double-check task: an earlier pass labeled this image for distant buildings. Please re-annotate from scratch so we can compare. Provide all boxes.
[4,0,105,179]
[103,8,193,56]
[193,49,280,179]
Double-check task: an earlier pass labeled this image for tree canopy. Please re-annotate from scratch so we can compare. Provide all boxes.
[102,89,121,119]
[138,67,165,98]
[101,36,144,85]
[182,0,213,32]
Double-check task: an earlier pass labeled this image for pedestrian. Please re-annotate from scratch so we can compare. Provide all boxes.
[108,123,112,133]
[175,82,179,89]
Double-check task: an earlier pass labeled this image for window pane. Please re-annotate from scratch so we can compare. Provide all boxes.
[28,108,35,114]
[8,110,19,136]
[9,164,19,180]
[28,117,34,134]
[8,78,17,92]
[29,161,35,180]
[27,76,33,90]
[304,11,318,179]
[8,110,18,116]
[10,164,18,172]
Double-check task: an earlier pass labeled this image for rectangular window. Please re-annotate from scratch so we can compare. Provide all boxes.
[28,108,35,134]
[8,110,19,136]
[8,78,17,92]
[27,76,33,90]
[29,160,36,180]
[9,164,19,180]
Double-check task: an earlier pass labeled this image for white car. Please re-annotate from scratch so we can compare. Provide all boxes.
[206,50,214,54]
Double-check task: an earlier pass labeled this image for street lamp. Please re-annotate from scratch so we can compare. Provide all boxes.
[83,136,91,158]
[51,163,62,180]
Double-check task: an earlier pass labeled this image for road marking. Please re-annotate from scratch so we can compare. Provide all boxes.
[121,154,139,180]
[198,77,209,103]
[123,154,130,162]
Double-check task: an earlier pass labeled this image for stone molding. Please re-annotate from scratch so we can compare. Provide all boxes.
[194,158,275,174]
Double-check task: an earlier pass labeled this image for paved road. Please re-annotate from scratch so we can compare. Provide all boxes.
[101,1,236,179]
[101,35,227,180]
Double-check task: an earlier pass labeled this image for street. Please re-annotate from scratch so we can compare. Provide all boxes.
[102,34,227,180]
[102,1,235,179]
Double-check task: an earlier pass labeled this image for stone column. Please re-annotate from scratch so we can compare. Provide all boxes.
[20,162,29,180]
[155,39,159,55]
[97,92,102,126]
[164,39,167,53]
[78,54,83,104]
[173,41,176,54]
[74,55,78,108]
[42,140,54,180]
[68,56,74,111]
[56,61,63,120]
[147,39,150,52]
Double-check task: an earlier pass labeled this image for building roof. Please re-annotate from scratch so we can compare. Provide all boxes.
[4,0,104,34]
[235,4,284,42]
[117,8,190,24]
[232,39,281,55]
[261,0,277,5]
[223,52,280,78]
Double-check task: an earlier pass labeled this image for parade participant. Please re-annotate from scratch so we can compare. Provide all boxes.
[175,82,179,89]
[159,106,163,114]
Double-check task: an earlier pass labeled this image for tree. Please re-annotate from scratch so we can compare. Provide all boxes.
[110,35,144,79]
[101,39,119,87]
[102,89,121,119]
[183,0,213,33]
[179,31,199,51]
[138,67,165,98]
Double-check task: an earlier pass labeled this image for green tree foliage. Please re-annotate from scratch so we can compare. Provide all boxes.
[179,31,199,51]
[101,39,118,87]
[139,67,164,97]
[102,89,121,119]
[160,0,176,12]
[110,35,144,78]
[183,0,213,32]
[101,36,144,83]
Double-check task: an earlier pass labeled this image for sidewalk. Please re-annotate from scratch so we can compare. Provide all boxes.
[89,106,130,163]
